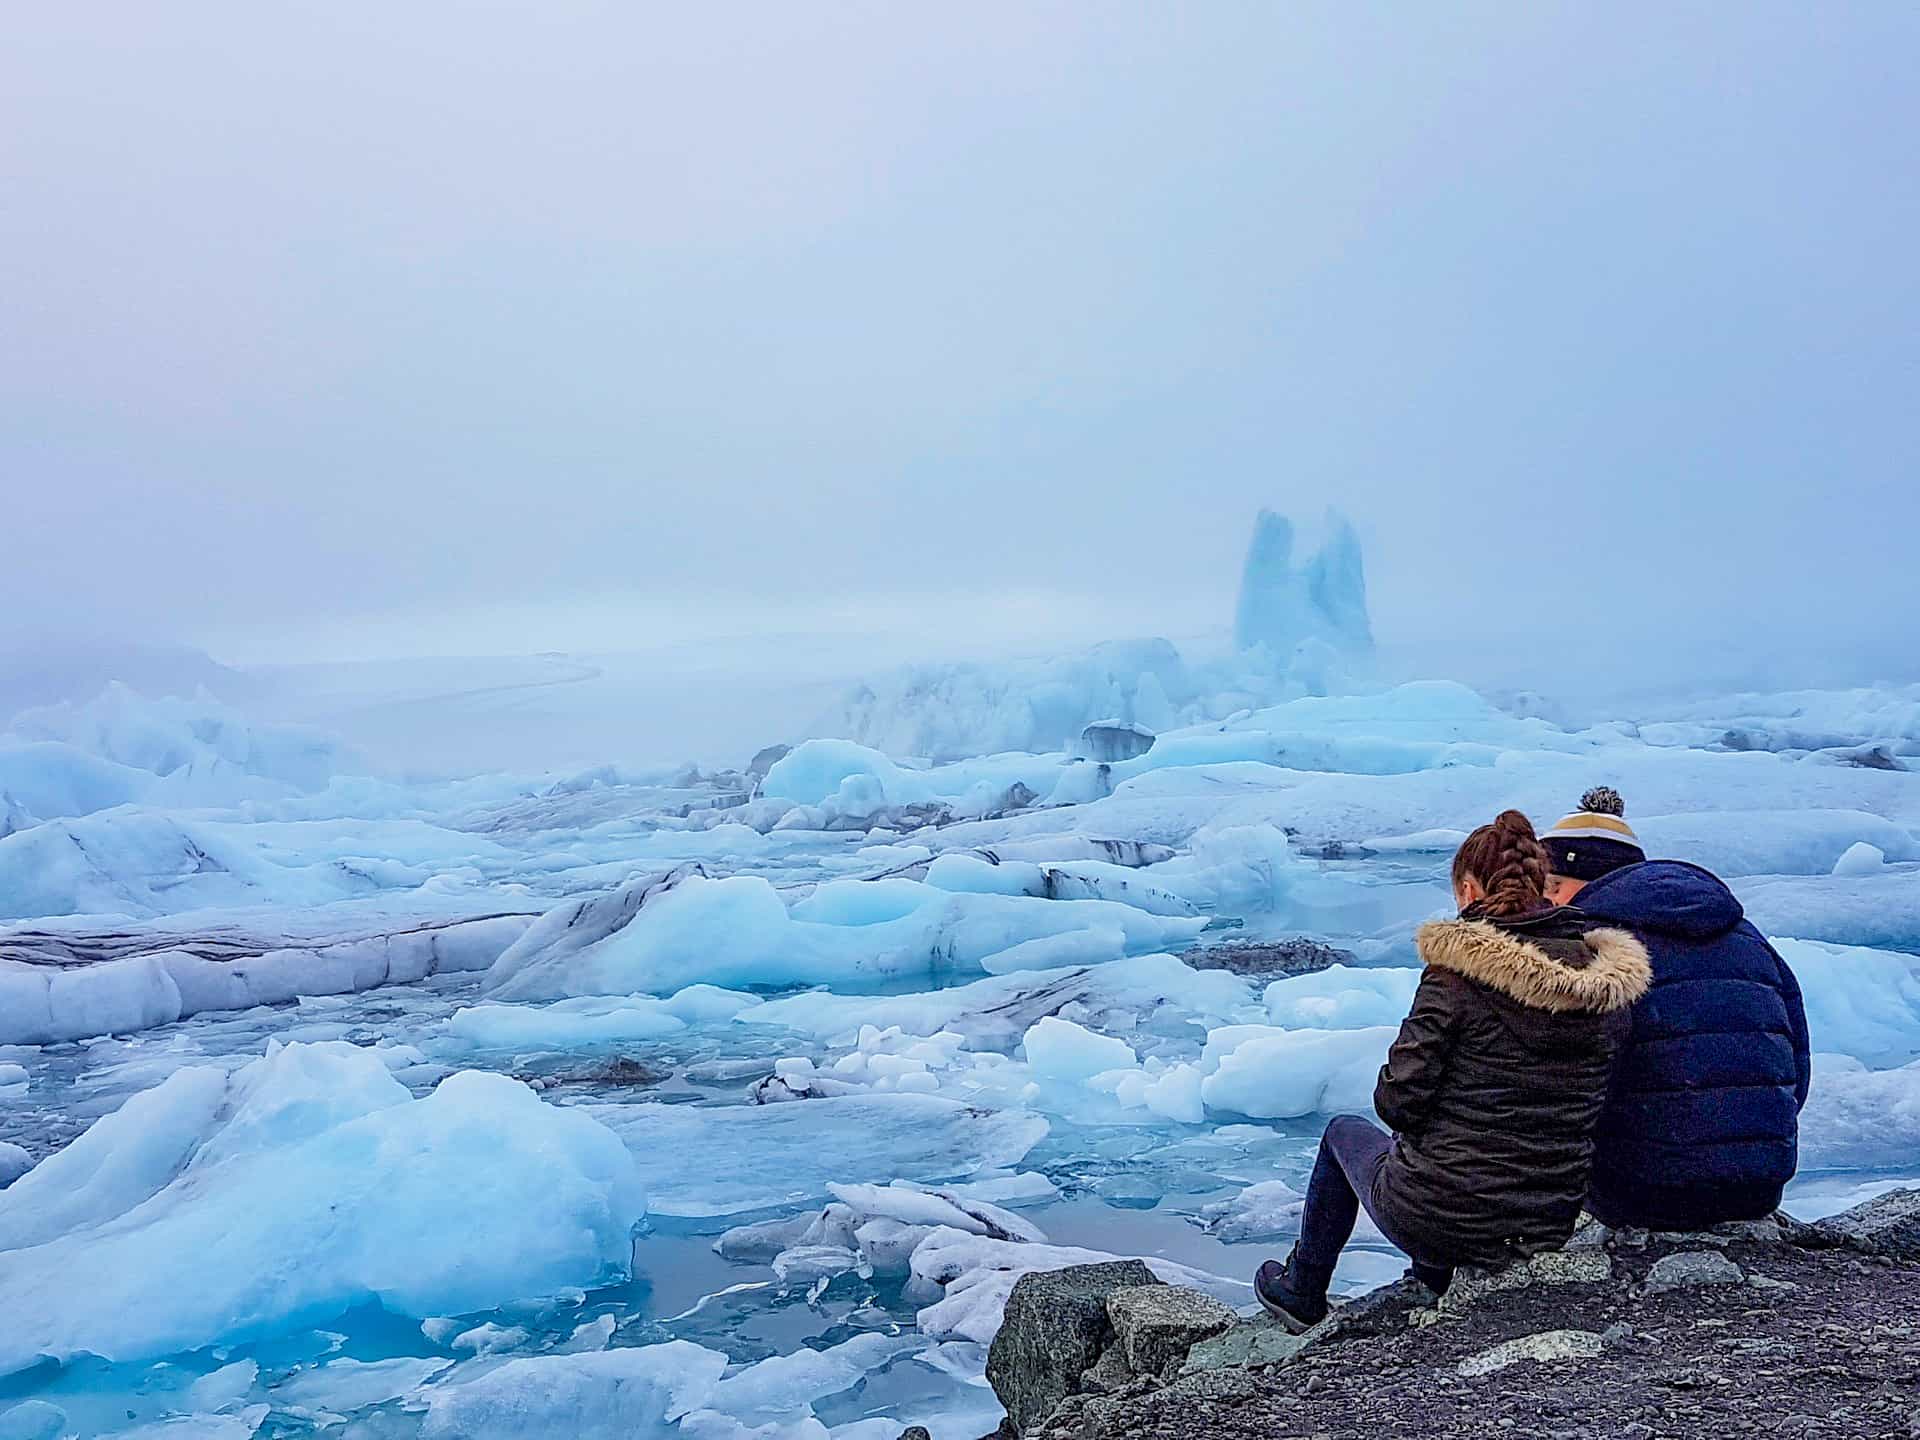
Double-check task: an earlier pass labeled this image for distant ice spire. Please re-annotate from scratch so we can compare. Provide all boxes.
[1232,507,1373,662]
[1305,509,1373,653]
[1233,510,1299,655]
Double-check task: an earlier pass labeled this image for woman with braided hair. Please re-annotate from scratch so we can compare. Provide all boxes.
[1254,810,1653,1331]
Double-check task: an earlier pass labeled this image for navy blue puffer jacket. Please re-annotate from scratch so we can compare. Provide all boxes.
[1574,861,1811,1229]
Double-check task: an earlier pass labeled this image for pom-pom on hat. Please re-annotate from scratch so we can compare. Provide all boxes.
[1542,786,1646,881]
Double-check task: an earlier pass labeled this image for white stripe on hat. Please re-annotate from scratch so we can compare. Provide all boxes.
[1541,823,1642,843]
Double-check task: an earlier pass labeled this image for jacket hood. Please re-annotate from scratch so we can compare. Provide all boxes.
[1415,918,1652,1014]
[1572,860,1745,941]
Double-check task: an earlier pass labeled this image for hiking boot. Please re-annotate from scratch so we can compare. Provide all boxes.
[1254,1251,1330,1333]
[1409,1260,1453,1296]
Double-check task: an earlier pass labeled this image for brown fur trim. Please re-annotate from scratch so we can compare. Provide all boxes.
[1415,920,1652,1014]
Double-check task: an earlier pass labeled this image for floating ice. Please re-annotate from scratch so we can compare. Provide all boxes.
[1264,965,1420,1030]
[0,741,152,824]
[420,1341,727,1439]
[717,1177,1050,1294]
[1740,870,1920,952]
[0,1401,70,1440]
[11,683,347,792]
[1629,809,1918,877]
[485,867,1205,1000]
[592,1093,1048,1217]
[1632,683,1920,757]
[1200,1027,1391,1119]
[0,1143,31,1187]
[98,1411,268,1440]
[273,1355,451,1416]
[1774,937,1920,1066]
[0,911,529,1045]
[752,1026,973,1102]
[417,1332,919,1440]
[0,1042,644,1375]
[744,952,1260,1049]
[447,985,761,1051]
[1833,841,1887,876]
[1022,1017,1138,1081]
[1798,1055,1920,1170]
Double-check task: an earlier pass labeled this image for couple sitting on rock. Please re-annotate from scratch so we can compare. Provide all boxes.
[1255,788,1813,1331]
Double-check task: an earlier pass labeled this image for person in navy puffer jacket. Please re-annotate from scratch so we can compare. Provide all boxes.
[1541,788,1812,1230]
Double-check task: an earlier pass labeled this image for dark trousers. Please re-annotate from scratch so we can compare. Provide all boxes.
[1293,1114,1454,1296]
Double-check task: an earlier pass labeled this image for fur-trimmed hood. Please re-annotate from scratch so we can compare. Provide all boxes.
[1415,918,1651,1014]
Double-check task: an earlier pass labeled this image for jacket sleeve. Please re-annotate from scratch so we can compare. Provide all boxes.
[1771,940,1813,1111]
[1374,971,1459,1136]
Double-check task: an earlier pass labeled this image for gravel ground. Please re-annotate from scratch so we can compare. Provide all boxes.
[1032,1239,1920,1440]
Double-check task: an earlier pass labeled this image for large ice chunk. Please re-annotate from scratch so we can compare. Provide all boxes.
[1798,1055,1920,1170]
[447,985,761,1050]
[0,741,153,823]
[11,683,346,792]
[1264,965,1420,1030]
[591,1093,1047,1217]
[1774,937,1920,1066]
[1199,1026,1392,1118]
[485,867,1204,1000]
[0,1042,644,1375]
[1021,1017,1137,1081]
[420,1341,728,1439]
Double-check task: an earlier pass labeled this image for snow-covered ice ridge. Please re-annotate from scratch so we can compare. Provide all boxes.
[0,673,1917,1438]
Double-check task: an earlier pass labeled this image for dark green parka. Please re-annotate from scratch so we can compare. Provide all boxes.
[1372,906,1652,1266]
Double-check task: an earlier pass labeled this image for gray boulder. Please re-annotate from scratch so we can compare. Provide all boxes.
[1105,1285,1239,1380]
[985,1261,1158,1435]
[1808,1186,1920,1259]
[1645,1249,1745,1293]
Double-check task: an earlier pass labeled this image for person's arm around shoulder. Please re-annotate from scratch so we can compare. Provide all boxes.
[1374,969,1461,1135]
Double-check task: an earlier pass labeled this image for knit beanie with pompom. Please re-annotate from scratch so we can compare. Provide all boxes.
[1541,786,1646,881]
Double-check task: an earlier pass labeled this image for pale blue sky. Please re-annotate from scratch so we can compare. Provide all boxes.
[4,4,1914,685]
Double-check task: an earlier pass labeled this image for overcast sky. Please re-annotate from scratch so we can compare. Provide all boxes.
[4,3,1914,684]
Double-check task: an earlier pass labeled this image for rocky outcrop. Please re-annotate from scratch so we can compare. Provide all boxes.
[993,1189,1920,1440]
[985,1262,1156,1435]
[1807,1185,1920,1259]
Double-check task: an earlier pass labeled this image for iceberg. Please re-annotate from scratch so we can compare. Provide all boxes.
[1234,507,1373,663]
[0,1042,644,1375]
[10,683,347,793]
[484,867,1205,1000]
